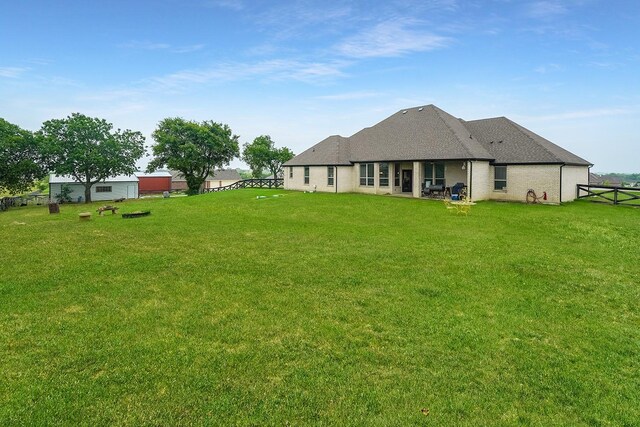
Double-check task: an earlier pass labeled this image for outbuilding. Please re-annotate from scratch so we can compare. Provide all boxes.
[135,171,172,195]
[49,174,139,202]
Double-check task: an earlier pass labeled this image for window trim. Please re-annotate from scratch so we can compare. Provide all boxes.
[304,166,310,185]
[423,162,445,186]
[494,165,507,191]
[394,163,401,186]
[327,166,334,186]
[379,162,389,187]
[95,185,112,193]
[289,166,293,179]
[359,163,374,187]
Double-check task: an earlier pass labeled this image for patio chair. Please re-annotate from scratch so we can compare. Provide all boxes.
[451,182,465,200]
[421,180,432,197]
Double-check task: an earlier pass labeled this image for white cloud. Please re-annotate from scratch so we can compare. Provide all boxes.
[534,63,562,73]
[526,1,568,19]
[204,0,244,11]
[517,107,635,122]
[120,40,205,53]
[316,91,381,101]
[336,18,451,58]
[0,67,29,78]
[149,59,349,90]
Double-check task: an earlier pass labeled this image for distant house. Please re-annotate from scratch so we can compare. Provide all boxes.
[49,174,138,202]
[284,105,592,203]
[598,175,623,186]
[170,169,242,191]
[135,171,172,195]
[205,169,242,189]
[589,173,602,185]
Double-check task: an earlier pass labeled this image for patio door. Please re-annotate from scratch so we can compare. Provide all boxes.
[402,170,412,192]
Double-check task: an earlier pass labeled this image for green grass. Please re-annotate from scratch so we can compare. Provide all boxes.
[1,191,638,426]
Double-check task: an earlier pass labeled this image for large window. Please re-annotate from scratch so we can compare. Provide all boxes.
[394,163,400,186]
[304,166,310,185]
[327,166,334,186]
[96,186,112,193]
[424,162,445,186]
[379,162,389,187]
[494,166,507,190]
[359,163,374,186]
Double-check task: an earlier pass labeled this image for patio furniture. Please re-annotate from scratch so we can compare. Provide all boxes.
[97,205,119,215]
[426,184,445,198]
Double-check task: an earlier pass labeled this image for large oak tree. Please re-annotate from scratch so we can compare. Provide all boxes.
[0,118,46,195]
[39,113,145,203]
[241,135,294,179]
[148,118,239,194]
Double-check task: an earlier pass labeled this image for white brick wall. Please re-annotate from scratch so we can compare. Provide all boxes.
[284,161,584,204]
[489,164,561,203]
[469,161,491,201]
[561,165,589,202]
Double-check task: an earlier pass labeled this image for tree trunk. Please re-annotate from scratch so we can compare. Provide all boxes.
[186,175,205,195]
[84,184,92,203]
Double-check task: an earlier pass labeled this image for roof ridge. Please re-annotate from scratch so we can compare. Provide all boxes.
[431,106,474,158]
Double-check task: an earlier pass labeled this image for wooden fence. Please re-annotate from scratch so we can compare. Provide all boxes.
[576,184,640,206]
[201,178,284,193]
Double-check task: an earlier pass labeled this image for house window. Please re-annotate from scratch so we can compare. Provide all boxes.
[96,186,112,193]
[359,163,374,186]
[379,162,389,187]
[494,166,507,190]
[289,166,293,179]
[327,166,334,186]
[304,167,310,185]
[424,162,445,186]
[394,163,400,186]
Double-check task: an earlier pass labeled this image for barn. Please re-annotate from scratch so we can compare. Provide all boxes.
[135,171,172,195]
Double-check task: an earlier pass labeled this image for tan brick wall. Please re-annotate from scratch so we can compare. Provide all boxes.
[468,161,491,201]
[489,164,561,203]
[561,165,589,202]
[284,166,355,193]
[285,162,575,204]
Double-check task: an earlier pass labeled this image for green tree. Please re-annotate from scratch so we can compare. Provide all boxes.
[241,135,294,179]
[148,118,239,195]
[39,113,145,203]
[0,118,46,195]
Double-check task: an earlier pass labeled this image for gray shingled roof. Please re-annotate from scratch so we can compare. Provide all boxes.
[285,135,352,166]
[285,104,591,166]
[210,169,242,180]
[170,169,242,181]
[348,105,493,161]
[464,117,591,165]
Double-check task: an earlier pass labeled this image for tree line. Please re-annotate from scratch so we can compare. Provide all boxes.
[1,114,294,202]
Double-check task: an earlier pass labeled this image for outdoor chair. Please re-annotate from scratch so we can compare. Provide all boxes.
[451,182,465,200]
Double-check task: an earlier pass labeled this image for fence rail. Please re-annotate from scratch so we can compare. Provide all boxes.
[577,184,640,206]
[201,178,284,193]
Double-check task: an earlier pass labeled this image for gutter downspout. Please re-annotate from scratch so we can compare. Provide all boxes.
[469,161,473,200]
[560,164,564,203]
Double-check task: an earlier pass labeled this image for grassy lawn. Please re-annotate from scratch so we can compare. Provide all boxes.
[1,190,638,425]
[583,188,640,206]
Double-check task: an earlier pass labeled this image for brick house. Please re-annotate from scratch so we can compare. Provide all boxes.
[284,105,591,203]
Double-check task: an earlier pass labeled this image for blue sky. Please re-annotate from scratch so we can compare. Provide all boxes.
[1,0,638,172]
